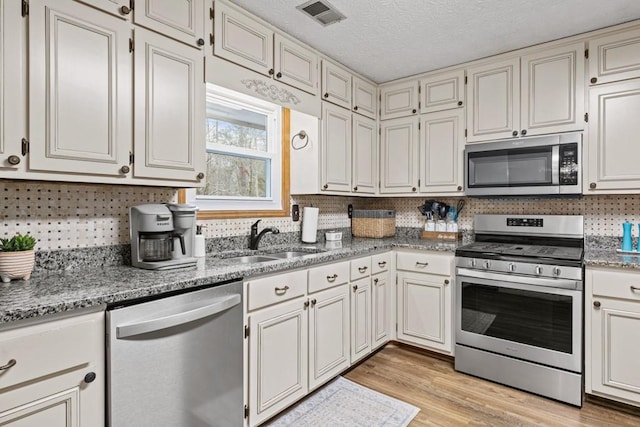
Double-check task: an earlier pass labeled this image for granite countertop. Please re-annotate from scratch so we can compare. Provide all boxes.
[0,237,465,325]
[584,235,640,270]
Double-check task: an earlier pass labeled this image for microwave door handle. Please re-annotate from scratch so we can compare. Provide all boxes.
[551,145,560,185]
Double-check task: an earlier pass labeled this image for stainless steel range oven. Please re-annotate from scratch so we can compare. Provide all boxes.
[455,215,584,406]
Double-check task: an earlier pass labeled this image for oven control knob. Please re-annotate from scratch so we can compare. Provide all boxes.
[553,266,561,276]
[470,259,477,268]
[508,263,516,272]
[483,260,491,269]
[535,265,543,275]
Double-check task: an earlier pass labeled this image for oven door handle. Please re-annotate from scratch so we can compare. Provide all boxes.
[456,268,581,290]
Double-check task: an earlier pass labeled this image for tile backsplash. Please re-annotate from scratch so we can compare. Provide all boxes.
[1,180,639,250]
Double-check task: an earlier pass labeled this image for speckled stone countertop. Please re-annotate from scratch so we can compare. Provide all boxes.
[0,236,468,325]
[584,235,640,270]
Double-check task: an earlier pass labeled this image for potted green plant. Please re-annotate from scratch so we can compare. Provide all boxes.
[0,233,37,283]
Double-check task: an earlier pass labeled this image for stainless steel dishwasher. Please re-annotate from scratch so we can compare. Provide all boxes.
[107,280,243,426]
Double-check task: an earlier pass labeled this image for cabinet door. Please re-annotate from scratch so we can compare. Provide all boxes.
[76,0,130,18]
[589,28,640,85]
[0,387,80,426]
[321,102,351,192]
[397,271,452,353]
[372,271,391,350]
[587,79,640,192]
[29,0,132,176]
[420,69,465,114]
[274,34,318,95]
[521,43,585,136]
[134,28,205,182]
[466,57,520,142]
[249,297,308,425]
[308,285,350,391]
[214,1,274,76]
[352,114,377,194]
[0,0,25,171]
[321,60,351,109]
[350,277,371,364]
[380,80,419,120]
[352,76,377,119]
[419,109,465,194]
[134,0,204,48]
[380,117,419,194]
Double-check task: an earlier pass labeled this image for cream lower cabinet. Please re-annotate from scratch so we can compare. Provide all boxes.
[0,311,105,426]
[396,250,453,354]
[350,255,372,364]
[586,267,640,407]
[371,252,392,350]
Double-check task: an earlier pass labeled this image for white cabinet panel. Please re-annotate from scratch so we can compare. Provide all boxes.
[589,28,640,85]
[466,57,520,142]
[352,76,377,119]
[420,69,465,114]
[320,102,351,192]
[274,34,318,95]
[380,80,419,120]
[521,43,584,136]
[419,109,465,194]
[0,388,80,426]
[372,271,391,350]
[214,1,273,76]
[380,117,419,194]
[133,28,205,182]
[321,60,351,109]
[587,79,640,192]
[29,0,132,176]
[134,0,204,48]
[352,114,377,194]
[76,0,130,18]
[350,277,371,364]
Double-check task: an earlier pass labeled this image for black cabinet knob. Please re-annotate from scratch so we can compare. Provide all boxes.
[521,129,527,135]
[84,372,96,383]
[457,101,463,106]
[268,69,274,75]
[353,186,358,191]
[7,155,20,165]
[512,130,518,136]
[412,109,417,114]
[276,71,282,78]
[197,172,205,180]
[322,184,328,190]
[324,93,329,98]
[457,186,462,191]
[412,187,417,192]
[120,5,131,15]
[590,77,597,84]
[589,182,596,189]
[353,106,358,111]
[120,165,130,174]
[197,38,205,46]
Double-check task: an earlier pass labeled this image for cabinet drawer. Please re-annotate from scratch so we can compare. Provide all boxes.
[396,251,452,275]
[308,261,349,293]
[371,252,391,275]
[350,257,371,281]
[246,270,307,311]
[0,311,103,391]
[590,268,640,302]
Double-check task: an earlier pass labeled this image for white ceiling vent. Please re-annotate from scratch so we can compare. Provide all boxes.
[296,0,346,26]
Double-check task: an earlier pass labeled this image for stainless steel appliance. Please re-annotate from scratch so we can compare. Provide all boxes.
[107,280,243,426]
[454,214,584,406]
[130,203,198,270]
[465,133,581,196]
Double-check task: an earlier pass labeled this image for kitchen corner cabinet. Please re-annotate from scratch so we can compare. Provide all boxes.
[588,28,640,86]
[380,80,420,120]
[396,251,453,355]
[420,69,465,114]
[586,267,640,407]
[321,60,351,109]
[586,79,640,192]
[419,109,465,195]
[321,102,352,192]
[380,117,419,194]
[0,311,105,425]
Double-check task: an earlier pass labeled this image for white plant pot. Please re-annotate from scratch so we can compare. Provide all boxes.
[0,250,35,283]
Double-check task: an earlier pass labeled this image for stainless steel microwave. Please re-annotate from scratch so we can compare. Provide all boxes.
[464,133,582,197]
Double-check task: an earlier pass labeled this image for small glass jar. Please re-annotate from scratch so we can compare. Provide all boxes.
[425,219,435,231]
[436,220,447,232]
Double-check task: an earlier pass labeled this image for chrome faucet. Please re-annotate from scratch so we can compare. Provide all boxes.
[249,219,280,250]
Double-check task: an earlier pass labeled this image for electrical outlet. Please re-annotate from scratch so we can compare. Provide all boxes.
[348,204,353,219]
[292,204,300,221]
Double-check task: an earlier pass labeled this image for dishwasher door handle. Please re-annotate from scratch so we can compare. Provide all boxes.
[116,294,241,338]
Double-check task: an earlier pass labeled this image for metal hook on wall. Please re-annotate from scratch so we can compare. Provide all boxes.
[291,130,308,150]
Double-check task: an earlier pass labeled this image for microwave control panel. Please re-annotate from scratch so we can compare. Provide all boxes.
[559,143,579,185]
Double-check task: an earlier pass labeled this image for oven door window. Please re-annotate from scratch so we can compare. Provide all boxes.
[467,146,555,188]
[460,281,572,353]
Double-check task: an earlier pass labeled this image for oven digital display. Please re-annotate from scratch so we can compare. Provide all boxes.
[506,218,543,227]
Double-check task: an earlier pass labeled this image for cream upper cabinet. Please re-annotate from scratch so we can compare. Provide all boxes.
[380,80,419,120]
[321,60,351,109]
[29,0,132,177]
[586,79,640,192]
[466,57,520,142]
[419,109,465,194]
[420,69,465,114]
[586,267,640,407]
[350,277,372,364]
[371,269,392,350]
[352,114,377,194]
[133,0,205,48]
[520,42,585,136]
[214,1,274,77]
[75,0,131,18]
[320,102,352,192]
[352,76,377,119]
[380,117,419,194]
[133,28,205,183]
[589,28,640,85]
[274,34,318,95]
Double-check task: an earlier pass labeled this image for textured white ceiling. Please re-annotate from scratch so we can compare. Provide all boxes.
[227,0,640,83]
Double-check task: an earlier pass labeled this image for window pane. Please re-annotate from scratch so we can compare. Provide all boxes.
[197,153,269,198]
[206,103,268,152]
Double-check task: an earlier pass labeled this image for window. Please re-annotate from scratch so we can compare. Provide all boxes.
[181,85,290,218]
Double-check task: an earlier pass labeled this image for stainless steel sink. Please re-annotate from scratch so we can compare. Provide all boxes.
[225,255,278,264]
[267,251,317,259]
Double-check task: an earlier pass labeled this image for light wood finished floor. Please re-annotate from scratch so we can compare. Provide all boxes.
[344,343,640,426]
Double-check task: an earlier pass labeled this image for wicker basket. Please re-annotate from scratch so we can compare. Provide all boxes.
[352,210,396,238]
